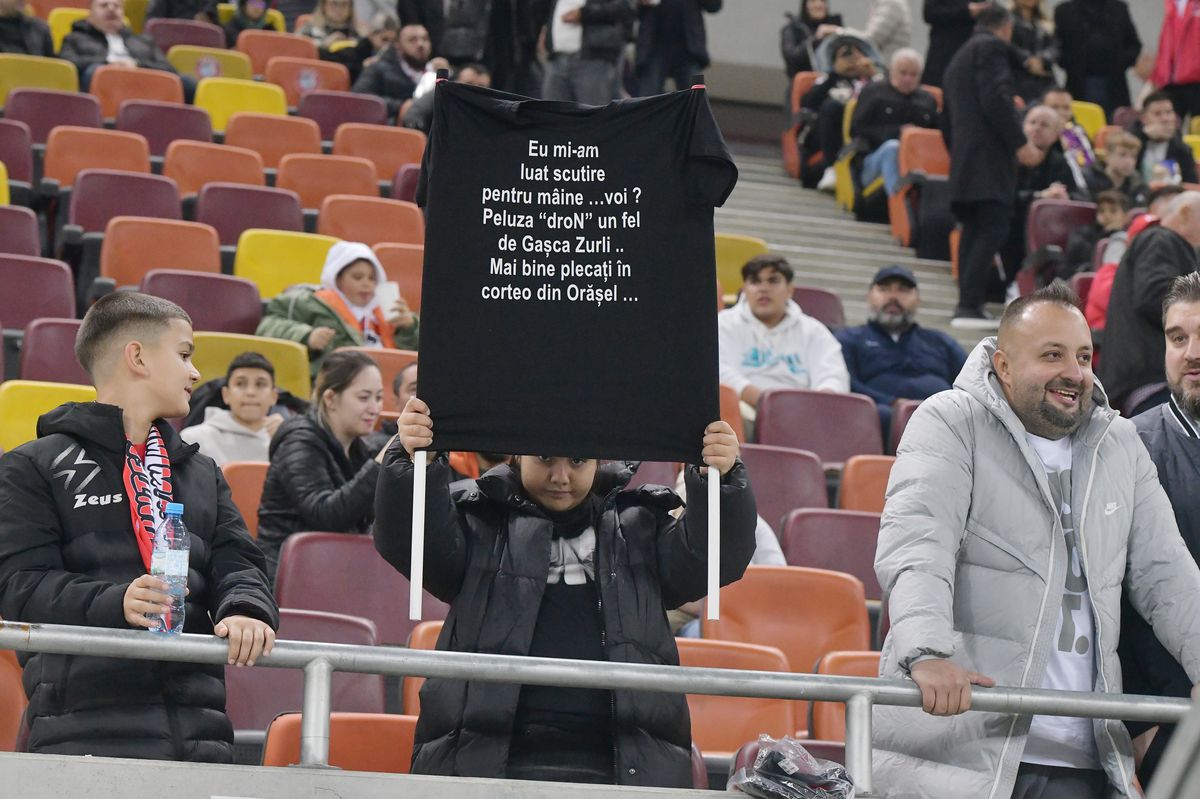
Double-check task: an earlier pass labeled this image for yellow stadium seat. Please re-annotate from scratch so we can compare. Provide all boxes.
[715,233,769,303]
[216,3,285,31]
[0,54,79,107]
[1186,134,1200,165]
[327,39,357,53]
[834,97,856,211]
[0,381,96,452]
[193,332,310,399]
[167,46,253,82]
[124,0,148,32]
[1192,117,1200,137]
[232,228,338,299]
[194,77,287,132]
[1070,100,1106,141]
[0,162,9,205]
[48,7,87,51]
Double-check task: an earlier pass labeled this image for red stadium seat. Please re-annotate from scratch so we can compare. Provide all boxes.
[756,389,883,470]
[0,119,33,183]
[791,285,846,328]
[623,461,680,491]
[195,182,303,248]
[0,255,75,329]
[67,170,181,234]
[6,87,101,144]
[738,444,827,533]
[889,398,921,454]
[115,100,212,157]
[779,509,882,601]
[297,89,388,141]
[144,18,225,51]
[0,206,39,256]
[1026,199,1096,253]
[1070,272,1095,308]
[140,269,262,335]
[19,318,88,385]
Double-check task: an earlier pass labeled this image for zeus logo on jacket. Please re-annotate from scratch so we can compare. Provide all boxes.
[73,493,125,510]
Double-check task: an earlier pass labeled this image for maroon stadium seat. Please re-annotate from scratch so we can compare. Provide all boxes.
[0,256,75,329]
[195,182,303,246]
[6,88,102,144]
[116,100,213,157]
[0,206,39,257]
[791,285,846,328]
[297,90,388,141]
[0,119,33,183]
[391,163,420,203]
[19,318,88,385]
[144,18,226,51]
[1025,199,1096,253]
[623,461,679,491]
[888,398,921,454]
[274,532,449,647]
[779,508,882,600]
[140,269,262,334]
[739,444,827,532]
[756,389,883,469]
[67,169,182,234]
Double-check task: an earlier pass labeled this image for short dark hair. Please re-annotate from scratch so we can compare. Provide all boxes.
[314,350,378,413]
[741,253,794,284]
[75,291,191,377]
[1095,190,1131,213]
[457,62,490,78]
[998,282,1083,341]
[1162,272,1200,326]
[1040,86,1071,102]
[975,4,1012,32]
[1142,90,1177,113]
[226,351,275,383]
[392,361,417,396]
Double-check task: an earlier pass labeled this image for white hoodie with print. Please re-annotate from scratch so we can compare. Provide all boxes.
[717,297,850,396]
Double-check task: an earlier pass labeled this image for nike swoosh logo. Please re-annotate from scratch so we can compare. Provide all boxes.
[1104,503,1120,516]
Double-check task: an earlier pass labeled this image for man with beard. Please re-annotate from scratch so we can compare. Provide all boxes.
[1119,272,1200,783]
[352,23,436,118]
[873,282,1200,798]
[835,266,965,436]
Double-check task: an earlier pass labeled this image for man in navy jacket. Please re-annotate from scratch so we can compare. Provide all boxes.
[835,265,966,436]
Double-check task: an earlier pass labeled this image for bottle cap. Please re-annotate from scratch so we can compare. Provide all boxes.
[165,502,184,516]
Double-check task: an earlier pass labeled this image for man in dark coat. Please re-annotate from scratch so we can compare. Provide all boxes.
[1052,0,1141,117]
[1131,90,1199,186]
[941,5,1033,327]
[1121,272,1200,784]
[633,0,720,97]
[0,0,53,57]
[352,23,430,118]
[59,0,180,91]
[1099,192,1200,414]
[920,0,985,88]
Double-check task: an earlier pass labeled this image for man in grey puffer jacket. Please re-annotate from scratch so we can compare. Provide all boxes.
[875,282,1200,798]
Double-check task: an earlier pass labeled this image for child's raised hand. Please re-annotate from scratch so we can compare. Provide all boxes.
[399,397,434,458]
[123,574,170,629]
[214,615,275,667]
[700,420,739,476]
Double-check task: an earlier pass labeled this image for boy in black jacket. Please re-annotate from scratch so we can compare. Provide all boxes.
[0,292,279,761]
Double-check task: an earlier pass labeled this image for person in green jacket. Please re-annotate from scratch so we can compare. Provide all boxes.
[257,241,420,377]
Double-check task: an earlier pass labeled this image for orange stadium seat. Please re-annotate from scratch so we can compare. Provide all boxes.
[6,87,101,144]
[221,460,269,537]
[718,383,745,443]
[101,217,220,288]
[0,255,75,329]
[42,126,150,188]
[836,455,895,513]
[297,89,388,140]
[333,123,425,182]
[89,65,184,119]
[224,112,322,169]
[887,127,950,249]
[276,152,377,209]
[336,348,418,412]
[262,712,417,772]
[164,140,265,197]
[739,444,828,532]
[236,29,318,75]
[0,648,26,753]
[141,269,262,335]
[19,318,88,384]
[317,195,424,246]
[372,243,424,312]
[115,100,213,157]
[264,56,350,107]
[756,389,883,470]
[810,651,882,741]
[403,619,442,715]
[779,509,882,601]
[781,70,822,180]
[791,285,845,329]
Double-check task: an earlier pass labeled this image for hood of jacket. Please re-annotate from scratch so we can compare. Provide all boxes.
[198,406,266,439]
[37,401,198,461]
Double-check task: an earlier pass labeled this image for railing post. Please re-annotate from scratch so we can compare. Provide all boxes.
[299,657,333,767]
[845,691,878,797]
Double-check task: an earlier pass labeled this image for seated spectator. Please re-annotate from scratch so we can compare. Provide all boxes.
[363,359,415,450]
[60,0,193,98]
[718,254,850,423]
[850,47,938,196]
[1010,0,1055,103]
[1063,190,1131,278]
[297,0,357,47]
[402,61,490,132]
[1132,90,1198,185]
[1040,86,1094,193]
[351,22,433,118]
[325,11,399,83]
[835,265,966,434]
[257,241,420,378]
[257,350,387,580]
[802,34,880,192]
[1085,184,1185,331]
[222,0,271,47]
[781,0,844,77]
[181,352,283,467]
[0,0,53,56]
[1083,129,1148,207]
[145,0,217,23]
[1099,191,1200,414]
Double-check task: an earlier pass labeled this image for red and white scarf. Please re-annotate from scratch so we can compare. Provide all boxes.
[123,425,174,571]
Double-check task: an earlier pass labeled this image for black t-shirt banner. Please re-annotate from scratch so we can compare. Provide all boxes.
[415,82,738,464]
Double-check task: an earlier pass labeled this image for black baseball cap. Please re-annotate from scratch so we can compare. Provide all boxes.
[871,265,918,288]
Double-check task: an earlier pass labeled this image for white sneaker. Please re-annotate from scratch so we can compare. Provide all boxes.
[817,167,837,192]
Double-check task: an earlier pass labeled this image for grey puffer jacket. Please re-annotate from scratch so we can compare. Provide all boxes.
[873,338,1200,799]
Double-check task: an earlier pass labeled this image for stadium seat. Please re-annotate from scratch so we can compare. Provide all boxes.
[780,70,822,180]
[888,127,952,255]
[192,331,311,398]
[261,712,416,773]
[6,88,102,144]
[889,398,921,454]
[216,2,285,31]
[0,206,39,256]
[391,162,420,203]
[89,66,185,120]
[236,29,318,75]
[0,648,26,753]
[1092,124,1124,154]
[1026,199,1096,253]
[739,444,827,533]
[756,389,883,469]
[810,651,882,741]
[719,383,745,443]
[274,532,449,647]
[297,90,388,141]
[1070,100,1105,141]
[336,348,418,412]
[100,217,219,290]
[0,54,79,109]
[623,461,679,492]
[125,0,149,33]
[714,233,768,302]
[317,195,424,246]
[676,638,798,755]
[372,243,423,312]
[403,619,441,715]
[20,318,87,384]
[836,455,894,513]
[0,119,33,186]
[164,140,265,197]
[144,18,226,51]
[332,123,426,183]
[0,255,75,329]
[116,100,213,158]
[63,170,181,259]
[264,56,350,107]
[0,162,7,205]
[779,509,882,601]
[225,609,384,734]
[224,112,322,169]
[167,45,253,82]
[196,182,303,270]
[791,285,845,329]
[194,76,287,132]
[0,380,97,451]
[1186,134,1200,163]
[1070,271,1095,309]
[232,228,337,299]
[702,566,870,732]
[42,127,150,188]
[47,8,92,51]
[142,269,262,335]
[276,153,377,209]
[221,460,269,537]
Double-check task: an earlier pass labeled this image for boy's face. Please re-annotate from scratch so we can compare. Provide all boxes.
[221,367,278,426]
[1096,203,1127,232]
[517,456,598,513]
[1106,145,1137,179]
[243,0,265,20]
[743,267,792,326]
[139,318,200,419]
[1142,100,1178,141]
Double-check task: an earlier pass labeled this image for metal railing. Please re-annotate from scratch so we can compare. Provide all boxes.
[0,621,1191,796]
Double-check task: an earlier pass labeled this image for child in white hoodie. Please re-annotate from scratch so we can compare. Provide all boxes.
[181,352,283,466]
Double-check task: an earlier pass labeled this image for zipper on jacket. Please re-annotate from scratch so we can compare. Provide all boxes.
[593,524,619,785]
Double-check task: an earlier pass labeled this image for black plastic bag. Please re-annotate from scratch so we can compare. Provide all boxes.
[728,735,854,799]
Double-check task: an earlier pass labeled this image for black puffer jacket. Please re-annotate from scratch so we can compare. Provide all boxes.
[0,403,278,761]
[373,453,757,787]
[256,411,380,580]
[59,19,174,73]
[351,44,419,119]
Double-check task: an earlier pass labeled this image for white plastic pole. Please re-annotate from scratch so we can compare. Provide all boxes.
[409,449,427,621]
[706,465,720,620]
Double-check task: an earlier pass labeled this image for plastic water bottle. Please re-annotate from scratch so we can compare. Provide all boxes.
[150,502,190,635]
